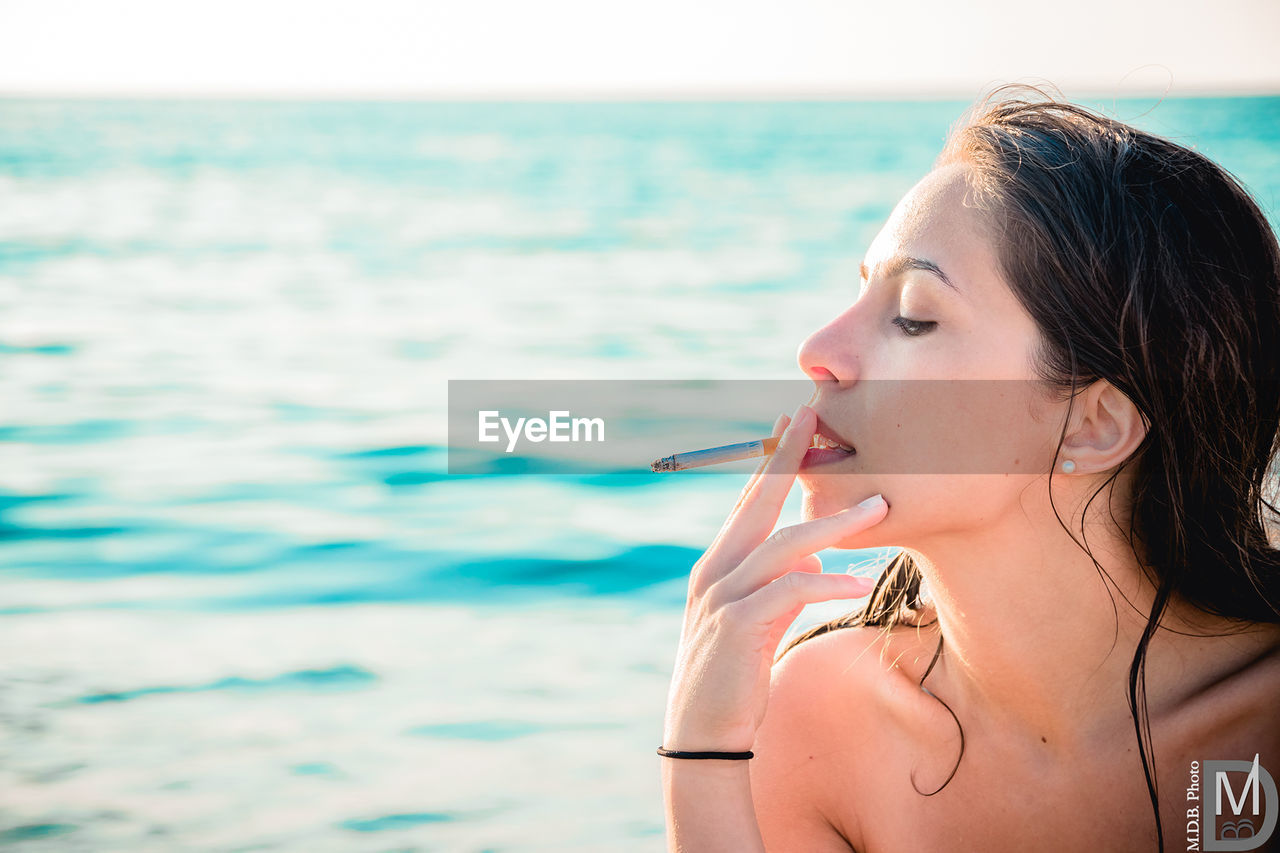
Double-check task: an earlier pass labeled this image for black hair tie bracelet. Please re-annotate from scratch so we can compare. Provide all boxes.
[656,746,754,760]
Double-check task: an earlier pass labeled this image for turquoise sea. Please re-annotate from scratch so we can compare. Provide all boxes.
[1,96,1277,851]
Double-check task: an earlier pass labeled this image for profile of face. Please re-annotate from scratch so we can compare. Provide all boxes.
[796,163,1071,550]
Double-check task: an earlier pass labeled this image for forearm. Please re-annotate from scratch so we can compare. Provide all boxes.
[661,759,766,852]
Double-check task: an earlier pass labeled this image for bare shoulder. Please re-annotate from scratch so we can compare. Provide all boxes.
[1164,623,1280,763]
[751,618,943,852]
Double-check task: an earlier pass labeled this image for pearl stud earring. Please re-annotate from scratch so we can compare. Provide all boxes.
[1062,459,1076,474]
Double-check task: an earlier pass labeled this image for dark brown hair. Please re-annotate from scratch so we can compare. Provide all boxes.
[777,85,1280,850]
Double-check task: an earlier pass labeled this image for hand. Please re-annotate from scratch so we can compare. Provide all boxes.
[662,404,889,752]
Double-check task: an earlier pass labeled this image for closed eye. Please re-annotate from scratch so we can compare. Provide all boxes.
[891,316,937,337]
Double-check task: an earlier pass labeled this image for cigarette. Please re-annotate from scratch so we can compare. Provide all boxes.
[650,436,782,472]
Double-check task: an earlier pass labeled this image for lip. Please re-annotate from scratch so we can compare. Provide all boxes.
[801,445,856,470]
[812,414,857,454]
[802,412,856,470]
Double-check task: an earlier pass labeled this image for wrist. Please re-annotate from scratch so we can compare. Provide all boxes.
[663,715,756,753]
[661,732,755,754]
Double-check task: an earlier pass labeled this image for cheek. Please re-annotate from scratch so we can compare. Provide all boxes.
[886,384,1054,476]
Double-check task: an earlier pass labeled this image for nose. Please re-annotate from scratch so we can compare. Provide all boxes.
[797,310,859,385]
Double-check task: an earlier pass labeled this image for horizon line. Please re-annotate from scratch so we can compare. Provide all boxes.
[3,82,1279,103]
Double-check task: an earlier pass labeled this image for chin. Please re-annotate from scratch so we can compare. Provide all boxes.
[800,481,894,550]
[799,485,856,521]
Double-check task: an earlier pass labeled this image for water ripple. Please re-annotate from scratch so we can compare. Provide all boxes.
[339,812,459,832]
[72,664,377,705]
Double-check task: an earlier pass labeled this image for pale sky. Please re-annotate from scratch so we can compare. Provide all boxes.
[0,0,1277,98]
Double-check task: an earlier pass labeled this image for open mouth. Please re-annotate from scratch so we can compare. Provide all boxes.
[810,431,855,454]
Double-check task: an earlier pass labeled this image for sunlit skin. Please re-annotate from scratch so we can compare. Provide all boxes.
[745,163,1280,851]
[796,161,1070,536]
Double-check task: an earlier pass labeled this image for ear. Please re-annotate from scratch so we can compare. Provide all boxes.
[1059,381,1148,473]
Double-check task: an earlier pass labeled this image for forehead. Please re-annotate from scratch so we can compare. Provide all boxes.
[865,163,1001,290]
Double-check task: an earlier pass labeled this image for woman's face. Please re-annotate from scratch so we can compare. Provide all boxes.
[795,163,1064,547]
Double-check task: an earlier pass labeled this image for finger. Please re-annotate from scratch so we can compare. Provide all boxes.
[762,557,822,638]
[719,404,816,562]
[730,571,876,629]
[703,552,823,618]
[727,413,789,519]
[791,553,823,574]
[737,409,803,512]
[744,413,791,495]
[720,413,790,534]
[703,413,791,558]
[706,404,814,578]
[717,496,887,601]
[693,409,811,594]
[701,406,812,578]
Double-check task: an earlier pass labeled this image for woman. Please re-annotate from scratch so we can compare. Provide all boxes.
[660,88,1280,852]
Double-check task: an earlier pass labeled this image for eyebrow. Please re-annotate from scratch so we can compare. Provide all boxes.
[860,256,960,294]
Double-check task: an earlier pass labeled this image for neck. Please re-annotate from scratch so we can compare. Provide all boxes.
[912,478,1276,753]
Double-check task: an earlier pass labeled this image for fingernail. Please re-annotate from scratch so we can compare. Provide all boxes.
[773,413,789,433]
[857,493,885,510]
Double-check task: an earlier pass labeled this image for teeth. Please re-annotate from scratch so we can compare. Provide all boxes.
[811,433,854,452]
